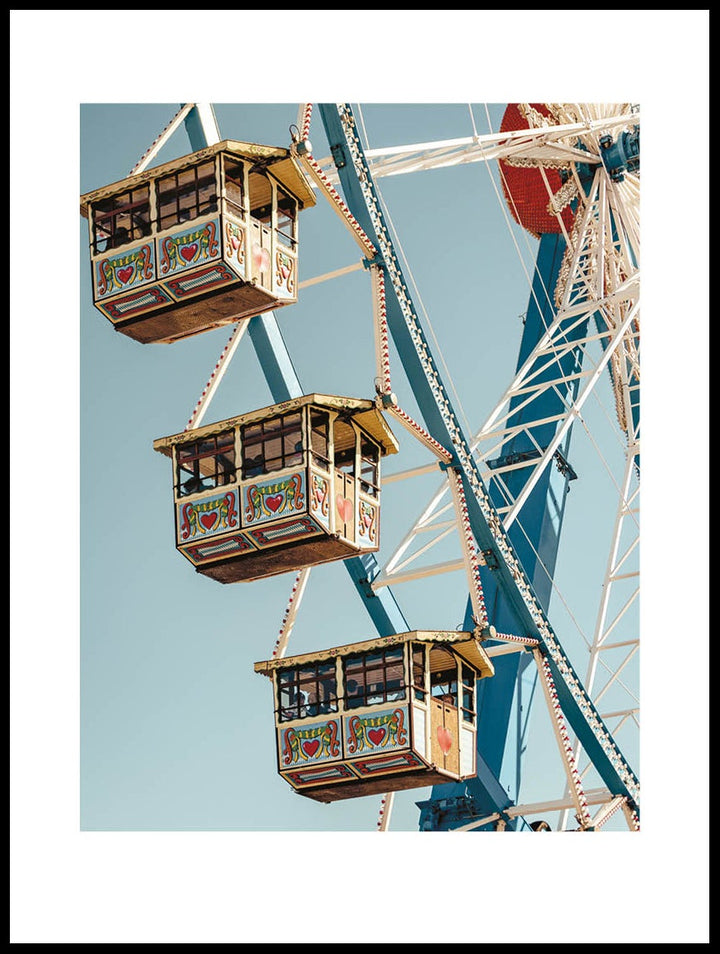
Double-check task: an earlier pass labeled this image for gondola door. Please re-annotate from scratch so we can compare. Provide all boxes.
[333,417,357,543]
[430,697,460,774]
[429,656,460,774]
[334,468,355,543]
[248,169,273,291]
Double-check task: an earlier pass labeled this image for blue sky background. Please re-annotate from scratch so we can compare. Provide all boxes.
[12,8,708,945]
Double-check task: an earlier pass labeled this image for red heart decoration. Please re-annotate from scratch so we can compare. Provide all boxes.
[231,235,240,249]
[181,243,198,262]
[251,244,271,272]
[368,727,386,746]
[280,265,290,279]
[200,512,218,531]
[363,512,372,528]
[302,739,320,758]
[117,266,134,284]
[437,726,453,756]
[336,495,353,524]
[265,493,284,513]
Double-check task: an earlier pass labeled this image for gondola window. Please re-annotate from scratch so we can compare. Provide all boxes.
[278,662,338,722]
[241,412,304,479]
[157,159,217,231]
[92,184,151,253]
[344,646,406,708]
[176,430,236,497]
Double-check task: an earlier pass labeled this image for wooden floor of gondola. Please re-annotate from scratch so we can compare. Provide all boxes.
[291,766,458,803]
[196,535,372,583]
[113,281,286,344]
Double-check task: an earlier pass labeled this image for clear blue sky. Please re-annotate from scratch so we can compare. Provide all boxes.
[12,8,708,945]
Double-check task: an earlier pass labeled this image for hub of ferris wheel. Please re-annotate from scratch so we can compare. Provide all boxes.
[599,125,640,182]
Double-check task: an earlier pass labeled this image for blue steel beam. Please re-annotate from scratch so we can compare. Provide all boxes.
[183,103,221,150]
[247,314,304,403]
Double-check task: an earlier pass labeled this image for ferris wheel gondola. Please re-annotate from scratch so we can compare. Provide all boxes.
[80,138,316,343]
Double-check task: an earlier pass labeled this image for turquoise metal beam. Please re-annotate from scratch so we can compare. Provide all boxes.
[247,314,304,402]
[183,103,221,150]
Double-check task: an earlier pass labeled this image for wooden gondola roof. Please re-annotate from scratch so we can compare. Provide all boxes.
[152,394,400,459]
[254,630,495,680]
[80,139,317,218]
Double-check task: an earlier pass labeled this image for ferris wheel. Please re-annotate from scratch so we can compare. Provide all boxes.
[79,101,640,833]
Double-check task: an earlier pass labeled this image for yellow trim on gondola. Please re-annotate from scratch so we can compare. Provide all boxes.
[152,394,400,458]
[80,139,317,217]
[254,630,495,680]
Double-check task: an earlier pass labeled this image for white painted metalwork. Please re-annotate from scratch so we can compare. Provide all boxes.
[534,650,592,828]
[558,446,639,830]
[313,111,639,187]
[272,568,312,660]
[377,792,395,831]
[128,103,221,177]
[445,787,640,832]
[128,103,194,176]
[185,319,251,431]
[298,260,364,290]
[446,468,489,628]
